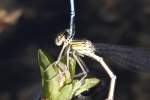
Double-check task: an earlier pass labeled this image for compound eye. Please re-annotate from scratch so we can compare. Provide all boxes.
[55,30,69,46]
[55,34,65,46]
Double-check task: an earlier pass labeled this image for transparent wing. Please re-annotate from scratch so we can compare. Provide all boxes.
[94,43,150,73]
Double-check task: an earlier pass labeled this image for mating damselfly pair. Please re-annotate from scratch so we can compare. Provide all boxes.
[45,0,150,100]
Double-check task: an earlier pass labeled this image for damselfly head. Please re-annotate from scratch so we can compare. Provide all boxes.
[55,30,69,46]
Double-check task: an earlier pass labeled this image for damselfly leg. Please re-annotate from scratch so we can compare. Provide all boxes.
[72,51,87,83]
[73,54,89,78]
[44,39,69,72]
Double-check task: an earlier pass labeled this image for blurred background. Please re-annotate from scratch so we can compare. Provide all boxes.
[0,0,150,100]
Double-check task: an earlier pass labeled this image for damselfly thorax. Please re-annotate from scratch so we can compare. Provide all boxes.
[70,40,96,55]
[55,30,96,56]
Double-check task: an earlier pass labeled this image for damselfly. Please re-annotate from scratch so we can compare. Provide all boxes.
[45,0,150,100]
[45,0,115,100]
[51,30,116,100]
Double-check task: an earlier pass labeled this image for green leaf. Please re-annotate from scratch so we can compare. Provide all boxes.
[38,49,58,98]
[38,49,100,100]
[74,78,100,96]
[58,83,73,100]
[38,49,53,68]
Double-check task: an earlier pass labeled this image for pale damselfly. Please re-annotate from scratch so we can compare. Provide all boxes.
[45,0,150,100]
[52,30,116,100]
[44,0,115,100]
